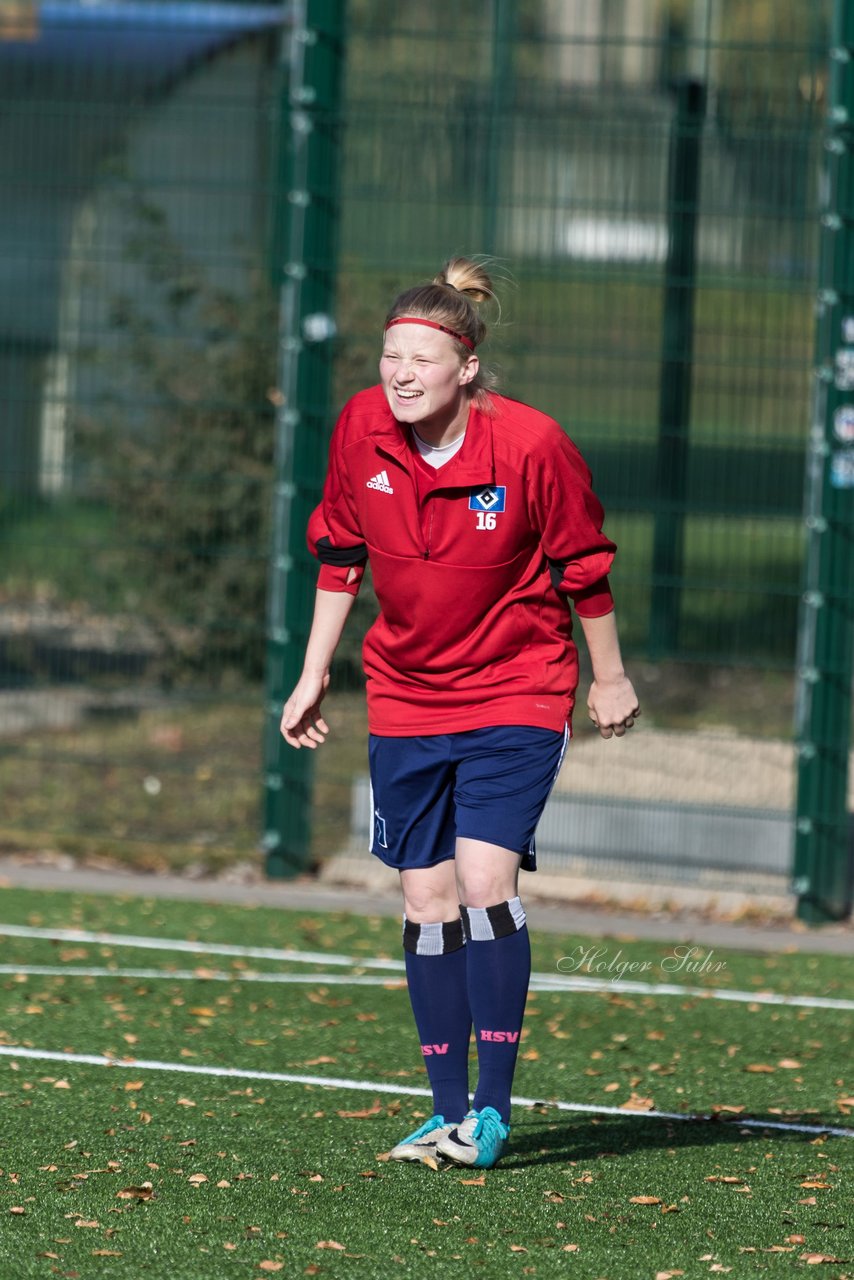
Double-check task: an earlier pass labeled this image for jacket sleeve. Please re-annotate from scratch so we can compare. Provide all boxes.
[529,430,617,618]
[306,407,368,597]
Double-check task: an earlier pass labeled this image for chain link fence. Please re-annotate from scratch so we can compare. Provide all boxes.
[0,1,841,897]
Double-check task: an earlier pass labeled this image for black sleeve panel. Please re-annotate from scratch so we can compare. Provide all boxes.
[315,535,368,567]
[547,558,567,592]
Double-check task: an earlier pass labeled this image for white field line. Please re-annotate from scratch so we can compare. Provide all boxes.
[0,919,852,1012]
[1,962,853,1012]
[0,964,406,987]
[0,923,405,971]
[0,1044,851,1140]
[526,974,854,1012]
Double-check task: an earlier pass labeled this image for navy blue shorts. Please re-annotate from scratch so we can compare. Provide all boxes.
[368,725,568,874]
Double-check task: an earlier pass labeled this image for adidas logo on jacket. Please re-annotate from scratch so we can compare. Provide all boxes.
[366,470,394,493]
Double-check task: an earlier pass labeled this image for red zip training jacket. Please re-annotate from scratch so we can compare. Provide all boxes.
[307,385,616,736]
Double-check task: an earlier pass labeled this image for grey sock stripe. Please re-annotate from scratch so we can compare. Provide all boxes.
[402,916,465,956]
[460,898,526,942]
[507,895,526,930]
[416,922,446,956]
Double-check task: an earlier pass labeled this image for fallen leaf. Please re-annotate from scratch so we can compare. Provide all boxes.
[92,1251,122,1257]
[630,1195,662,1204]
[799,1256,846,1265]
[53,1080,71,1090]
[460,1175,486,1186]
[316,1241,345,1250]
[655,1272,685,1279]
[744,1064,775,1073]
[337,1099,382,1119]
[176,1098,196,1107]
[421,1156,440,1171]
[620,1094,655,1111]
[9,1207,25,1216]
[799,1180,832,1189]
[509,1244,528,1252]
[74,1220,100,1229]
[188,1173,208,1185]
[116,1184,154,1201]
[777,1059,802,1069]
[124,1081,144,1092]
[304,1057,336,1066]
[258,1264,284,1274]
[223,1242,237,1250]
[562,1244,579,1252]
[217,1180,231,1189]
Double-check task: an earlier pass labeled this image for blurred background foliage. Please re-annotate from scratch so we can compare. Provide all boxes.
[0,0,838,867]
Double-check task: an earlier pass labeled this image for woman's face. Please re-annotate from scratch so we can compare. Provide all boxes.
[379,323,478,430]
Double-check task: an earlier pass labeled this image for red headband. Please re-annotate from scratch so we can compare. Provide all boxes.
[385,316,476,351]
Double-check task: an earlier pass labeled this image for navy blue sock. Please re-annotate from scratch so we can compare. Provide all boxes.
[402,917,471,1123]
[461,897,530,1125]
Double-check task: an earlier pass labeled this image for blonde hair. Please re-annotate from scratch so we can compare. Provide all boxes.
[384,257,499,404]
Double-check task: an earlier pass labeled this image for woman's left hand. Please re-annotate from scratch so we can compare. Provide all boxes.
[587,675,640,739]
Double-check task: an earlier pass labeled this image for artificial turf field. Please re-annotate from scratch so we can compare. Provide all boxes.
[0,888,850,1279]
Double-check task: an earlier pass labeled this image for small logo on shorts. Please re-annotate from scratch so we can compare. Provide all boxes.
[374,810,388,849]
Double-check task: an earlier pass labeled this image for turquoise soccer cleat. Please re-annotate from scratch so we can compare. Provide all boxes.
[388,1114,457,1162]
[435,1106,510,1168]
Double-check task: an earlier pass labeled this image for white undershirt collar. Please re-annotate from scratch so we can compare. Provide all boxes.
[411,428,466,468]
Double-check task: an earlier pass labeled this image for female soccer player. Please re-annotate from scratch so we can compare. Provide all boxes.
[280,258,639,1169]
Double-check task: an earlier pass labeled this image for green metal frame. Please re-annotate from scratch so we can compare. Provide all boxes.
[262,0,346,878]
[793,0,854,924]
[649,77,706,659]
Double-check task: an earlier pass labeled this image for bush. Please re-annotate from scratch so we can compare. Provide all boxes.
[76,195,278,682]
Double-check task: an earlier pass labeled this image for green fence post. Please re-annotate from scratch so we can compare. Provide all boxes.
[793,0,854,925]
[262,0,346,879]
[648,78,706,659]
[482,0,515,255]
